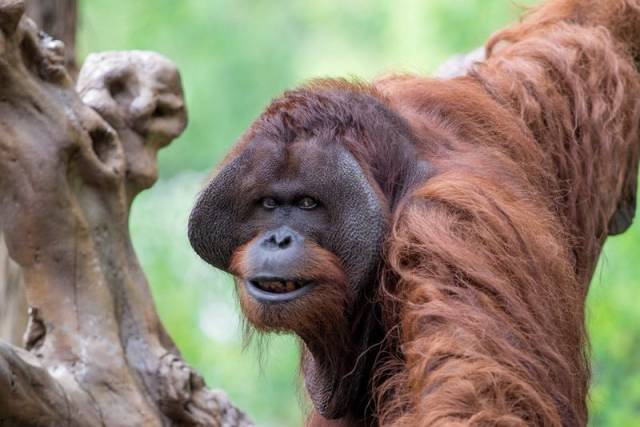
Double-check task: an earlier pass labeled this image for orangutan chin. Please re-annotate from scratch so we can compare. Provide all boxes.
[189,1,640,425]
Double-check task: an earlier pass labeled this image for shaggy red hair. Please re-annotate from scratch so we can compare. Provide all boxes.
[365,1,640,425]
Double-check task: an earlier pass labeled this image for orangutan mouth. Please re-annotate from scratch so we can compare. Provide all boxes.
[245,277,315,303]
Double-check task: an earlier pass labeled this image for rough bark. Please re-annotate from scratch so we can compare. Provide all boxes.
[0,234,26,346]
[25,0,76,72]
[0,0,78,348]
[0,1,252,425]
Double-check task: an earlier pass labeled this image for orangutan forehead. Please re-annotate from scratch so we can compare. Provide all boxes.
[254,86,396,143]
[241,136,346,184]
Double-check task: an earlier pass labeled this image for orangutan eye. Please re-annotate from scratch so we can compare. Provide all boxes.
[262,197,278,210]
[298,196,317,210]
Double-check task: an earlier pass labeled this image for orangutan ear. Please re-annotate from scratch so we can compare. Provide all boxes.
[608,172,638,236]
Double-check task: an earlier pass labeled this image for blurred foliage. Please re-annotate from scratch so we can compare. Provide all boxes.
[78,1,640,426]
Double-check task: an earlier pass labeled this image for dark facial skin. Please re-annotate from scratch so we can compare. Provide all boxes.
[189,83,427,423]
[189,135,387,417]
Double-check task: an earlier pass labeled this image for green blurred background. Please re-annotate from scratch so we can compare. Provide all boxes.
[77,1,640,425]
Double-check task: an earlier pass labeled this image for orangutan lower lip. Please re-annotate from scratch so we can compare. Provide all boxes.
[245,277,315,303]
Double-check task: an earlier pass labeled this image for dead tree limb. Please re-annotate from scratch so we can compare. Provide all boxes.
[0,1,252,425]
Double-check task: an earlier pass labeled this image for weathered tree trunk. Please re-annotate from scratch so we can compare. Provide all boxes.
[0,0,77,349]
[25,0,77,71]
[0,1,252,425]
[0,0,77,348]
[0,235,26,346]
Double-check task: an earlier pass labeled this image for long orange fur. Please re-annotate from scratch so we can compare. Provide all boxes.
[370,1,640,425]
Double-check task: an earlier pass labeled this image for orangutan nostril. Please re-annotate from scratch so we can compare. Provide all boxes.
[278,235,292,249]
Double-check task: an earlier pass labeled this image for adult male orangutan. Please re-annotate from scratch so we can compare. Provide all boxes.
[189,1,640,425]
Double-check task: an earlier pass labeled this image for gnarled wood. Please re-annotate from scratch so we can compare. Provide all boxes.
[25,0,77,72]
[0,234,26,346]
[0,0,77,349]
[0,1,252,425]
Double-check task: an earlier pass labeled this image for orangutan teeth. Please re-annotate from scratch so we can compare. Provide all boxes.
[263,281,281,291]
[250,279,308,294]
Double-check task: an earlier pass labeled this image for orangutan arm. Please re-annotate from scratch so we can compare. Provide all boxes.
[475,0,640,274]
[379,1,640,426]
[384,157,587,426]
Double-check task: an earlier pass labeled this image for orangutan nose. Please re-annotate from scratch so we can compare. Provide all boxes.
[245,226,306,278]
[261,226,299,250]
